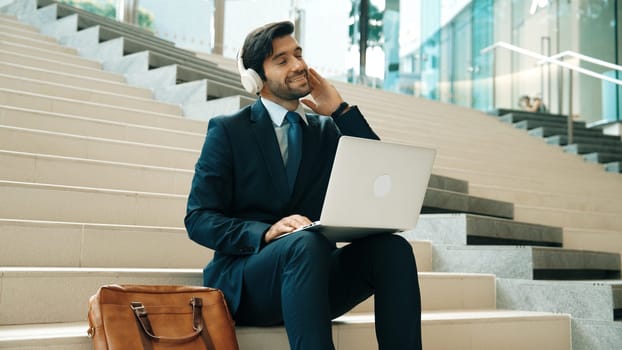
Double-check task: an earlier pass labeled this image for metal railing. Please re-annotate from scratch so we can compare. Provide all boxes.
[546,51,622,73]
[481,41,622,144]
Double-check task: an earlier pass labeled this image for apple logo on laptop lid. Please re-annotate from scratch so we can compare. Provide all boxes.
[373,174,392,198]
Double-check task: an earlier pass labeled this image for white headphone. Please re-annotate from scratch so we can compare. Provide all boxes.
[237,47,263,94]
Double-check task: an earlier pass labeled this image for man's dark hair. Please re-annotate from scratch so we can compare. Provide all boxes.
[241,21,295,80]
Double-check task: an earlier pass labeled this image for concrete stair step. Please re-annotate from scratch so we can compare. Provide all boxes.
[364,102,566,141]
[0,150,462,197]
[14,122,615,230]
[109,51,246,99]
[402,213,562,247]
[0,39,100,69]
[369,114,571,154]
[34,5,79,40]
[0,106,204,149]
[0,178,502,231]
[497,279,622,349]
[423,188,514,219]
[47,1,179,43]
[433,162,620,197]
[0,310,571,350]
[431,151,605,181]
[605,161,622,173]
[0,150,194,194]
[499,112,586,128]
[489,108,568,119]
[0,125,199,169]
[0,49,124,82]
[528,126,605,138]
[563,227,622,256]
[583,151,622,164]
[0,73,182,115]
[497,278,622,322]
[428,173,468,194]
[13,218,420,271]
[372,125,602,171]
[0,268,478,325]
[0,62,152,99]
[0,15,39,31]
[44,1,208,63]
[546,134,622,146]
[0,218,432,272]
[0,30,76,54]
[7,2,56,30]
[514,203,622,232]
[571,318,622,350]
[0,88,208,133]
[73,18,185,57]
[0,180,184,227]
[52,19,242,89]
[563,142,622,155]
[0,219,209,269]
[432,244,621,280]
[57,30,244,101]
[0,221,432,278]
[81,44,213,95]
[350,272,495,314]
[469,184,622,214]
[0,23,57,43]
[513,119,588,131]
[184,94,254,121]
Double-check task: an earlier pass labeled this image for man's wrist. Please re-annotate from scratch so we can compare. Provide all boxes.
[331,101,350,118]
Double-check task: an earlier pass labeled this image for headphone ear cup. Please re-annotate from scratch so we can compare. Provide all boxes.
[240,67,263,94]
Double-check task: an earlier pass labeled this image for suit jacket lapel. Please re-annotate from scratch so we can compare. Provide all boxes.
[249,101,290,200]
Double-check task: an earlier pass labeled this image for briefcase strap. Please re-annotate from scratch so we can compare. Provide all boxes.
[130,297,215,350]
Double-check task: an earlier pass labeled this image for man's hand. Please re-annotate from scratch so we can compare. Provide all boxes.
[301,68,348,117]
[264,214,313,243]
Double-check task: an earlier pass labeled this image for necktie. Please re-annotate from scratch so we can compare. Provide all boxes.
[285,111,302,194]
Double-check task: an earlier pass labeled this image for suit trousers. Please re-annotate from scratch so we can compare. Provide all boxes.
[233,231,422,350]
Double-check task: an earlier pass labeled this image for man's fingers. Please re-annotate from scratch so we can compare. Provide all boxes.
[307,68,321,85]
[288,215,312,227]
[300,98,316,110]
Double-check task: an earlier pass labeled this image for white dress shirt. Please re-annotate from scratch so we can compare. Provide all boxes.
[260,97,308,165]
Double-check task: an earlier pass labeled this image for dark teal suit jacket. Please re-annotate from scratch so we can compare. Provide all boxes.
[185,99,378,313]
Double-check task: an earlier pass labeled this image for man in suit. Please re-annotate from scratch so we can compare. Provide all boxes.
[185,21,422,350]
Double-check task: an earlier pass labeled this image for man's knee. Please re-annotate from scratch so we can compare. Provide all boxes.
[283,231,333,263]
[368,234,416,266]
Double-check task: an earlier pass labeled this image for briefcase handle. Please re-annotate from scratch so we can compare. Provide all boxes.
[130,297,215,349]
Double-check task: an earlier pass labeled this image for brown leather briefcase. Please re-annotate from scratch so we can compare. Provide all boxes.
[88,284,239,350]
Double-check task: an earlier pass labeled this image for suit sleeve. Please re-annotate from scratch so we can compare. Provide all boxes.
[333,105,380,140]
[185,118,270,256]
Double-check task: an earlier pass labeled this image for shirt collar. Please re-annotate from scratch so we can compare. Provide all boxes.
[260,97,309,127]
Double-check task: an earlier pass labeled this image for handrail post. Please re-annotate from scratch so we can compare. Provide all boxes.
[568,67,574,145]
[557,62,564,115]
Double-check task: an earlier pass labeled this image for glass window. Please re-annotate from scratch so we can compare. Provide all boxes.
[136,0,212,52]
[57,0,116,19]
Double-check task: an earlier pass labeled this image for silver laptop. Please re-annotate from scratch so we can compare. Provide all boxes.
[278,136,436,242]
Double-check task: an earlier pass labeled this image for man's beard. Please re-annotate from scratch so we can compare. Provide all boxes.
[265,71,312,101]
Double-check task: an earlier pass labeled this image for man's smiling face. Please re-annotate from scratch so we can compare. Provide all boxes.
[261,35,311,104]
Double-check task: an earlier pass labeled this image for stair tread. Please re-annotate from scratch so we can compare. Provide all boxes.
[406,213,562,247]
[425,188,513,218]
[0,309,569,340]
[432,244,621,280]
[0,266,484,279]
